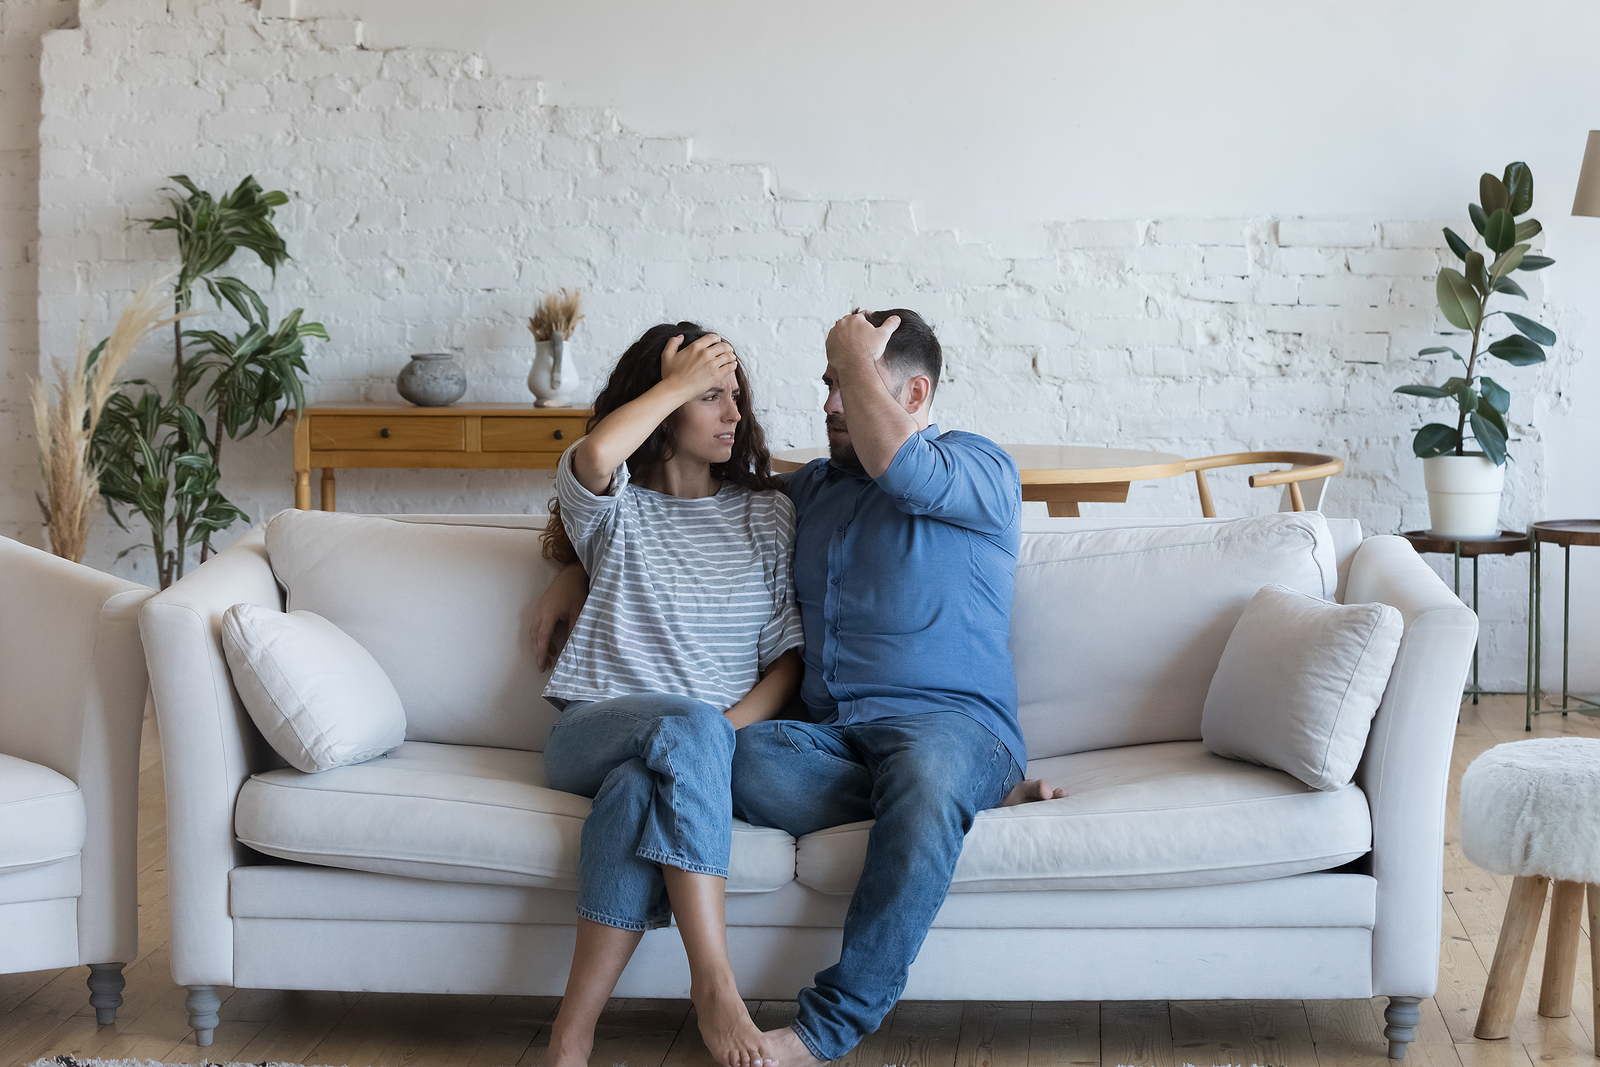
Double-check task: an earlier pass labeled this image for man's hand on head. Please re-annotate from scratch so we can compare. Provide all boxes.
[826,312,901,371]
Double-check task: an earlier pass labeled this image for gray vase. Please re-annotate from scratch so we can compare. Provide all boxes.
[396,353,467,407]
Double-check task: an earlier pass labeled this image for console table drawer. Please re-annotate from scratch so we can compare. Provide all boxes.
[481,416,588,452]
[310,416,466,451]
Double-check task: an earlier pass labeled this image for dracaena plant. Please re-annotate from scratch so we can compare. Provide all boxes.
[1394,161,1555,466]
[91,175,327,588]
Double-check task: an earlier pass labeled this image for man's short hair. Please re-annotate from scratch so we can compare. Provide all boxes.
[860,308,941,401]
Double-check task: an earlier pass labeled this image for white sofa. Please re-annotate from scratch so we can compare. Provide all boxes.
[1,536,153,1022]
[140,509,1475,1058]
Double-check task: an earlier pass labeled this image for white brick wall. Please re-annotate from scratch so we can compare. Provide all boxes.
[9,0,1576,687]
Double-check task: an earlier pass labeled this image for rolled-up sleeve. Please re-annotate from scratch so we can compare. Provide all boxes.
[555,439,629,573]
[875,430,1021,535]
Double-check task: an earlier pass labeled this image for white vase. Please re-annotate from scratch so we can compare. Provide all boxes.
[1423,453,1505,539]
[527,331,586,408]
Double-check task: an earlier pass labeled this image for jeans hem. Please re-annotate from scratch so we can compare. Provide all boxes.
[637,848,729,879]
[790,1020,832,1063]
[575,906,670,932]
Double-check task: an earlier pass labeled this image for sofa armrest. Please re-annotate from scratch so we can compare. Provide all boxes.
[1347,534,1476,996]
[140,526,281,987]
[0,537,152,966]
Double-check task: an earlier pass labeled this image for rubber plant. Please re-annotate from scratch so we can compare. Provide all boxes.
[1394,161,1555,466]
[91,175,327,588]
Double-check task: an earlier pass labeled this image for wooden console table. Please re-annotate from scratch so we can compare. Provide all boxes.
[293,402,591,510]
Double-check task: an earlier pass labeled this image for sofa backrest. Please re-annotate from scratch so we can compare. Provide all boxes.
[1008,512,1339,759]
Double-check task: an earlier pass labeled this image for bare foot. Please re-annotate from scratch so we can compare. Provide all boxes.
[1003,778,1067,806]
[762,1024,825,1067]
[693,977,779,1067]
[546,1030,592,1067]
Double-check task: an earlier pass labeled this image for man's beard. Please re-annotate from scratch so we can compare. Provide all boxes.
[826,419,861,468]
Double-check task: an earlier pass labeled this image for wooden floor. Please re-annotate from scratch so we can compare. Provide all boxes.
[2,694,1597,1067]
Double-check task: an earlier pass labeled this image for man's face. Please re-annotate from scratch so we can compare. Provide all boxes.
[821,358,904,465]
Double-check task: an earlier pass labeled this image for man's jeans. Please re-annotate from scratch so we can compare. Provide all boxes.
[543,693,735,931]
[732,711,1022,1061]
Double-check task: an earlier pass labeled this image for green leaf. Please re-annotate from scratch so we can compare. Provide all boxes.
[1413,423,1460,458]
[1395,384,1449,397]
[1470,411,1508,466]
[1418,345,1464,361]
[1504,312,1556,345]
[1487,334,1546,365]
[1504,162,1534,215]
[1436,268,1481,330]
[1490,243,1528,279]
[1464,250,1489,294]
[1443,227,1473,262]
[1480,173,1510,214]
[1477,398,1509,437]
[1518,254,1555,272]
[1493,276,1529,299]
[1484,208,1516,255]
[1468,203,1488,236]
[1515,219,1542,242]
[1480,376,1510,413]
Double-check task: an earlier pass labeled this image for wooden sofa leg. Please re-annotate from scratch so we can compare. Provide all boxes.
[86,963,125,1024]
[1385,996,1422,1059]
[187,984,221,1046]
[1540,879,1586,1017]
[1476,874,1550,1039]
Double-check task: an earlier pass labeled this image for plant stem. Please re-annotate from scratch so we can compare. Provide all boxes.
[200,398,227,564]
[1455,300,1486,456]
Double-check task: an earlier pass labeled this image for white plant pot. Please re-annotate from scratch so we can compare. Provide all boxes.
[1423,453,1505,539]
[527,334,586,408]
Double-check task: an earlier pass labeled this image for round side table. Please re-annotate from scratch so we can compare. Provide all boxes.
[1530,521,1600,729]
[1402,530,1531,706]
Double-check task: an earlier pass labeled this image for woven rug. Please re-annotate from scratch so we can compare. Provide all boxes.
[27,1060,1281,1067]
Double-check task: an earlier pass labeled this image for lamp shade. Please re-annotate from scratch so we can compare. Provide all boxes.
[1575,131,1600,217]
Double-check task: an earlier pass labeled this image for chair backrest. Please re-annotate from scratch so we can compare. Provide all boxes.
[1184,451,1344,517]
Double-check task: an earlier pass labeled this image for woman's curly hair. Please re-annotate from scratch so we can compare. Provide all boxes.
[540,321,781,564]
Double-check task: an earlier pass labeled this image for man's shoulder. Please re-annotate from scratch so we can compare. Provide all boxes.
[929,429,1019,471]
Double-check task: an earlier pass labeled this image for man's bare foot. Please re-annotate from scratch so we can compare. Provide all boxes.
[692,977,779,1067]
[762,1024,824,1067]
[1003,778,1067,806]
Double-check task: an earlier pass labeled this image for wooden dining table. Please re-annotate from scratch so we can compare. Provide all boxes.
[771,444,1189,516]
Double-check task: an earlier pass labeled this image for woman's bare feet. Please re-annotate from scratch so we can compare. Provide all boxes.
[546,1027,593,1067]
[762,1024,824,1067]
[1003,778,1067,806]
[693,976,780,1067]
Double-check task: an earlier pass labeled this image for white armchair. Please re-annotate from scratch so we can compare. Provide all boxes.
[0,537,153,1022]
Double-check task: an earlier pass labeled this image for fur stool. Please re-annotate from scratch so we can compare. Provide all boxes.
[1461,737,1600,1045]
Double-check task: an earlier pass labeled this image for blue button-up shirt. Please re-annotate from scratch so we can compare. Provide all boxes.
[784,424,1025,770]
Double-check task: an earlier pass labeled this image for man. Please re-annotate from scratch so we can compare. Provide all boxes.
[534,309,1059,1065]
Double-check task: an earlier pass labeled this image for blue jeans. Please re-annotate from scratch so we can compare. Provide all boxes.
[731,711,1021,1061]
[543,693,736,931]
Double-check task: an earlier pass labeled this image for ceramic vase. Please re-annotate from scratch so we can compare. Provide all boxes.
[528,330,585,408]
[1423,453,1505,539]
[396,353,467,407]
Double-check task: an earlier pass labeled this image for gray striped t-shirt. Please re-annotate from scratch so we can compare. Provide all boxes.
[544,441,805,712]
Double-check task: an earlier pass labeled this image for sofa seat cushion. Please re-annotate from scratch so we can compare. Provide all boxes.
[794,741,1370,894]
[0,753,86,874]
[234,741,795,893]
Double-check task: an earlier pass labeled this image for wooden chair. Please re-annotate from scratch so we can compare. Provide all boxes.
[1184,451,1344,517]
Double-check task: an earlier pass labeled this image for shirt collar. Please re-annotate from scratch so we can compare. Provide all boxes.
[825,424,941,481]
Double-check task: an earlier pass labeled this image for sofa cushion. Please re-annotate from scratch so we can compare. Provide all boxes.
[1203,584,1403,791]
[0,753,87,874]
[222,605,409,773]
[1010,513,1338,759]
[794,740,1370,894]
[234,741,795,894]
[264,509,562,751]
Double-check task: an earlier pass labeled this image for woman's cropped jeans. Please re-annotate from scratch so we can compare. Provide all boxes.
[542,693,736,931]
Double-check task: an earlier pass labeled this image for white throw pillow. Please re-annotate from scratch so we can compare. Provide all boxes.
[222,603,408,773]
[1202,583,1403,791]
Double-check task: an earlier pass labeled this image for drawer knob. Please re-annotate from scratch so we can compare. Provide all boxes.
[553,429,564,440]
[380,427,390,439]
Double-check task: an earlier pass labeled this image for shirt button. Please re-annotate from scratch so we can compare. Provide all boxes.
[831,626,840,635]
[830,577,839,585]
[836,524,847,532]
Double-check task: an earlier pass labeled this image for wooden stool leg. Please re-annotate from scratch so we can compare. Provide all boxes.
[1476,874,1551,1039]
[1588,885,1600,1055]
[320,468,336,511]
[295,470,310,509]
[1540,880,1586,1017]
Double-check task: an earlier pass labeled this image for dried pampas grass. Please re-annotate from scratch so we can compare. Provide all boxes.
[31,280,188,563]
[529,288,584,341]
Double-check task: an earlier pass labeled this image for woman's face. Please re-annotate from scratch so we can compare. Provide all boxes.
[671,370,741,466]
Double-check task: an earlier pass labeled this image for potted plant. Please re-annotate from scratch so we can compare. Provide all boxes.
[1394,161,1555,538]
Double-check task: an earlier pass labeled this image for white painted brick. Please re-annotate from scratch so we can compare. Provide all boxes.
[1348,248,1437,275]
[1276,246,1345,275]
[1277,219,1377,247]
[1052,220,1145,249]
[1298,275,1390,306]
[1154,219,1249,246]
[778,201,826,231]
[1202,247,1249,278]
[1381,221,1456,249]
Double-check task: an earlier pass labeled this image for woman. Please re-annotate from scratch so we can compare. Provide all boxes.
[540,322,802,1067]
